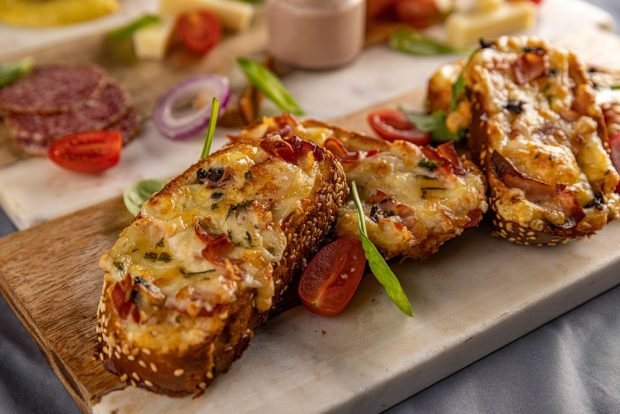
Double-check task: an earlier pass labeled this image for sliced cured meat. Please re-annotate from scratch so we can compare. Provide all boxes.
[13,107,141,156]
[109,107,141,144]
[6,81,129,152]
[0,64,106,114]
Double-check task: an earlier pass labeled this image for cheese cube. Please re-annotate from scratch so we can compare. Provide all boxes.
[446,2,536,48]
[159,0,254,32]
[132,19,175,60]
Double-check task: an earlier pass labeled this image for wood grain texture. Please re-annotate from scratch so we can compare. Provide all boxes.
[0,89,424,413]
[0,16,267,167]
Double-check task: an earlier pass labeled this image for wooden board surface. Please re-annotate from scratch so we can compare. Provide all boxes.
[0,15,267,167]
[0,89,422,413]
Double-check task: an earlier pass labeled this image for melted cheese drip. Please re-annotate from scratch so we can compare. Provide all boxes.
[100,143,317,350]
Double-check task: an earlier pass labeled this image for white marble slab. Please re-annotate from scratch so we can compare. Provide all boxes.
[0,0,614,229]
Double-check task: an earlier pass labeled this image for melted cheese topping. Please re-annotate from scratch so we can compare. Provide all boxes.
[335,141,487,259]
[100,142,317,350]
[463,37,620,227]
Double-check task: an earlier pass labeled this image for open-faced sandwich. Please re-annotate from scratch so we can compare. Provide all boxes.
[233,115,488,260]
[97,136,348,395]
[426,36,620,245]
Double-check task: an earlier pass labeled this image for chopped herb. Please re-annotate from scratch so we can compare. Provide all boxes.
[548,68,558,77]
[131,248,140,253]
[245,231,253,246]
[400,108,462,142]
[123,178,167,216]
[211,191,224,199]
[611,85,620,90]
[200,97,220,159]
[180,268,216,277]
[156,238,164,248]
[587,67,598,74]
[198,168,225,183]
[130,289,139,303]
[523,46,545,55]
[244,170,253,181]
[144,251,158,261]
[351,181,413,317]
[113,261,125,271]
[226,200,253,219]
[504,101,524,114]
[211,203,219,210]
[158,252,172,263]
[227,230,233,241]
[0,57,34,88]
[418,159,437,171]
[389,28,464,56]
[237,57,304,115]
[369,205,381,223]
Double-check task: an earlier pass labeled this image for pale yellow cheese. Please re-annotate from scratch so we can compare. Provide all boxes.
[450,0,504,14]
[159,0,254,32]
[446,2,536,48]
[132,19,175,60]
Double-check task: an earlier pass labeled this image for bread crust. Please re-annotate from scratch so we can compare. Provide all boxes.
[97,140,348,396]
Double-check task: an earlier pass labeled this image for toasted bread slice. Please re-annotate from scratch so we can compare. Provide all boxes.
[461,37,620,244]
[234,115,488,260]
[97,137,348,395]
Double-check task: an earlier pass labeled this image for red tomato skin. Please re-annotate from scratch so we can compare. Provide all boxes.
[368,109,432,146]
[176,11,221,54]
[609,132,620,193]
[298,236,367,317]
[394,0,441,29]
[48,131,122,174]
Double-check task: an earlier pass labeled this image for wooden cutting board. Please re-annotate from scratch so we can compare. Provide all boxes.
[0,89,419,412]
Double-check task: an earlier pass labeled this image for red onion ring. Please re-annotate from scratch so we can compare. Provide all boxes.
[153,74,230,140]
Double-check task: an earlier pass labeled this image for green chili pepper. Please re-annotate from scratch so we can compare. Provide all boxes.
[0,58,34,88]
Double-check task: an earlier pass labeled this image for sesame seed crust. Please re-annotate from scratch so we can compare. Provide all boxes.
[96,139,348,397]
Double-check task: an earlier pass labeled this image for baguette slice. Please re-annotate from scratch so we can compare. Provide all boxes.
[466,37,620,244]
[234,115,488,260]
[96,136,348,395]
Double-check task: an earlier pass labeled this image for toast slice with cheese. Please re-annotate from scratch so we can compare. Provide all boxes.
[234,115,488,260]
[96,136,348,395]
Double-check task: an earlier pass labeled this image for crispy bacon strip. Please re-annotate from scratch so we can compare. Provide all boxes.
[513,49,549,85]
[490,151,585,227]
[422,142,465,176]
[195,223,234,264]
[260,136,324,164]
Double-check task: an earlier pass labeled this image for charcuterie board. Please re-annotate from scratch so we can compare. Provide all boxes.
[1,1,620,414]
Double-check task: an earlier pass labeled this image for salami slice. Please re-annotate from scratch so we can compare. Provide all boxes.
[6,81,129,152]
[0,64,106,114]
[109,107,141,144]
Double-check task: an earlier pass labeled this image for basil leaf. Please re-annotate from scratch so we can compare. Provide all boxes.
[123,178,167,216]
[401,108,462,142]
[237,57,304,116]
[351,181,413,317]
[107,14,160,40]
[0,58,34,87]
[389,28,462,56]
[450,75,466,111]
[200,97,220,159]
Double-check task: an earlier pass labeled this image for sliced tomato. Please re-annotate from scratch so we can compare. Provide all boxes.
[609,132,620,193]
[368,109,431,145]
[298,236,366,317]
[176,10,221,54]
[394,0,442,29]
[48,131,122,174]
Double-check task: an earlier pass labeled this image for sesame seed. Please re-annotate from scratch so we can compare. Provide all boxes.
[142,349,152,356]
[174,369,184,377]
[206,371,214,379]
[114,351,121,359]
[130,380,137,387]
[144,380,154,387]
[150,363,158,373]
[120,374,128,382]
[199,382,207,389]
[138,360,147,368]
[132,372,140,381]
[127,355,135,361]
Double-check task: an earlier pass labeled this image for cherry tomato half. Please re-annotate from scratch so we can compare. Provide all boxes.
[176,10,222,54]
[298,236,366,317]
[609,132,620,193]
[394,0,442,29]
[48,131,122,174]
[368,109,431,145]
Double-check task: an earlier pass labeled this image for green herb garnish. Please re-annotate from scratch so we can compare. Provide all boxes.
[123,178,167,216]
[237,57,304,115]
[389,28,463,56]
[181,268,216,277]
[401,108,461,142]
[351,181,413,317]
[200,97,220,159]
[418,159,437,171]
[107,14,160,40]
[0,57,34,88]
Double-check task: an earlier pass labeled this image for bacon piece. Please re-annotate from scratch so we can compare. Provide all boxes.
[195,223,234,264]
[513,50,549,85]
[490,151,585,227]
[260,136,324,164]
[422,142,465,176]
[324,137,360,162]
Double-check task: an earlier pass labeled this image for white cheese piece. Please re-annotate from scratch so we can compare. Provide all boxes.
[446,2,536,48]
[453,0,503,14]
[132,19,175,60]
[159,0,254,32]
